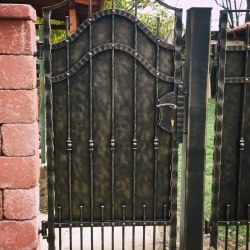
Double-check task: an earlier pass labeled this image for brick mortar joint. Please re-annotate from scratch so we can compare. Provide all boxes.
[0,189,3,219]
[0,18,36,22]
[0,216,39,223]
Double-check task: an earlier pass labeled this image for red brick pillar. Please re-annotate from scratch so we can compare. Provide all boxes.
[0,4,40,250]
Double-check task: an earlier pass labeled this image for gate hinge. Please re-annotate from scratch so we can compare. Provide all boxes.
[34,41,44,59]
[39,220,48,239]
[204,219,211,234]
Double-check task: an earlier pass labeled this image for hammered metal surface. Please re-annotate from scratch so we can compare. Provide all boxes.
[51,13,175,222]
[213,49,250,221]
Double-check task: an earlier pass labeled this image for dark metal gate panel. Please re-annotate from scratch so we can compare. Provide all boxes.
[43,0,183,249]
[211,10,250,249]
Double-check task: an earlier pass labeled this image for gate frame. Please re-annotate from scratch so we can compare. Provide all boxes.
[180,8,212,250]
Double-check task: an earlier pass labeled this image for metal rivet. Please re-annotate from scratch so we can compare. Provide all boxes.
[112,223,115,226]
[91,223,94,226]
[112,9,115,13]
[88,18,92,22]
[135,18,138,22]
[112,43,115,48]
[102,223,104,226]
[123,223,125,226]
[245,78,249,82]
[135,52,138,56]
[80,223,83,227]
[66,39,69,43]
[247,45,250,50]
[70,223,73,227]
[156,72,160,76]
[89,52,92,57]
[133,222,136,226]
[66,72,70,77]
[157,39,161,43]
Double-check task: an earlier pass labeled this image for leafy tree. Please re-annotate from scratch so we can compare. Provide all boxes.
[104,0,175,41]
[37,17,66,43]
[37,0,175,43]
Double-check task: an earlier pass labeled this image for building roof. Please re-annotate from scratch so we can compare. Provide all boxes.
[0,0,105,21]
[228,21,250,34]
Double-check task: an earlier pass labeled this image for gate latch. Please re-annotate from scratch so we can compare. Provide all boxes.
[39,220,48,240]
[157,92,177,133]
[34,41,44,60]
[204,219,211,234]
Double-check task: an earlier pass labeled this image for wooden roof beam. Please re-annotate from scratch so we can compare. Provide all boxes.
[75,0,98,6]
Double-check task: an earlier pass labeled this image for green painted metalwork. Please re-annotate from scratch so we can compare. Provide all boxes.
[39,25,46,165]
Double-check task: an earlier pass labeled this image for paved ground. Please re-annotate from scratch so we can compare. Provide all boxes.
[40,214,175,250]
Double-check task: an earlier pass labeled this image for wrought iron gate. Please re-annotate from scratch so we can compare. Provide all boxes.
[210,10,250,250]
[42,0,185,249]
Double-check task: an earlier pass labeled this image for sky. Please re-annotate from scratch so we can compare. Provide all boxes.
[167,0,247,30]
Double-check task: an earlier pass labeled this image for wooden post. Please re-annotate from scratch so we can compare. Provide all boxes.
[69,7,78,33]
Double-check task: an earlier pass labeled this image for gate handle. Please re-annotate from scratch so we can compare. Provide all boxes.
[157,103,177,132]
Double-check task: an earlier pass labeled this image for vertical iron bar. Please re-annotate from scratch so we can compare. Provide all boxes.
[38,25,46,165]
[235,22,250,250]
[101,205,104,250]
[134,0,138,17]
[163,205,167,250]
[180,8,211,250]
[210,11,228,249]
[65,16,73,250]
[174,9,184,143]
[236,222,240,250]
[111,10,116,250]
[88,0,92,17]
[169,137,178,250]
[43,7,56,250]
[88,10,94,250]
[142,205,146,250]
[246,204,250,250]
[132,3,138,250]
[80,206,83,250]
[225,204,230,250]
[122,205,126,250]
[169,9,182,250]
[58,206,62,250]
[153,16,160,250]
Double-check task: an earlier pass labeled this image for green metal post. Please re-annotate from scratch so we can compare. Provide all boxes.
[39,25,46,165]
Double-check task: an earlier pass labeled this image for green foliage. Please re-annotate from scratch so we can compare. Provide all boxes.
[36,17,66,43]
[104,0,175,40]
[37,0,175,43]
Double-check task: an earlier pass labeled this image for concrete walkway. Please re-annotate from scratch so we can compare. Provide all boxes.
[40,214,172,250]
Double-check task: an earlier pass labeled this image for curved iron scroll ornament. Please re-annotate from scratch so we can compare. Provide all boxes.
[43,1,183,250]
